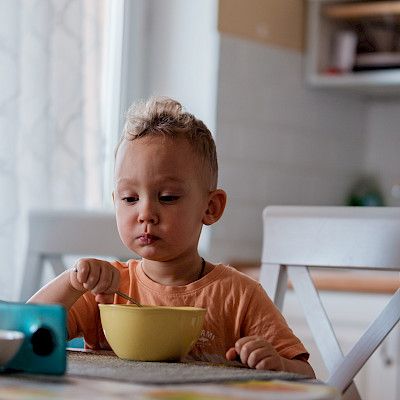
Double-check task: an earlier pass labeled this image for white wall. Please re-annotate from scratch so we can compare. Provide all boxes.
[364,100,400,207]
[209,35,367,263]
[143,0,219,133]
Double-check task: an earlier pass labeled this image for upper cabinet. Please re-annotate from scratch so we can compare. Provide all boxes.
[306,0,400,94]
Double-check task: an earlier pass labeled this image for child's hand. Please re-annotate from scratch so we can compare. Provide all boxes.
[226,336,284,370]
[70,258,120,304]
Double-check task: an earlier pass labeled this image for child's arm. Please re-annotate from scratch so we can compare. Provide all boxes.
[226,336,315,378]
[27,258,120,309]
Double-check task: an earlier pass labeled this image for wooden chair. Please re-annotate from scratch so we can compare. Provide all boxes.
[260,206,400,400]
[19,209,134,302]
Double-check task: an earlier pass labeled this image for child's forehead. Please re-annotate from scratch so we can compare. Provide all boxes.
[115,136,210,189]
[116,136,201,173]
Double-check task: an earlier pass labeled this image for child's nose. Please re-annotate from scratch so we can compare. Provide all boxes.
[137,200,159,225]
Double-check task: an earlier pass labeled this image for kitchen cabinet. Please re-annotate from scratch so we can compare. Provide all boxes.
[306,0,400,94]
[283,290,400,400]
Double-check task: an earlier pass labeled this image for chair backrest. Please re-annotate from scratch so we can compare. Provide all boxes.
[260,206,400,400]
[20,209,134,302]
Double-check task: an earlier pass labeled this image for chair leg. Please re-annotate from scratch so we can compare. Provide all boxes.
[46,255,67,276]
[259,263,287,311]
[342,382,362,400]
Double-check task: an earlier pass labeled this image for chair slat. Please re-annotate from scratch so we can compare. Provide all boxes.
[262,206,400,270]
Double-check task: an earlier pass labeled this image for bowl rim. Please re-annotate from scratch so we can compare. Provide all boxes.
[0,329,25,341]
[98,304,206,313]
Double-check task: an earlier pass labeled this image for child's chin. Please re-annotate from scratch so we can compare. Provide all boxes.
[136,249,163,261]
[140,253,177,263]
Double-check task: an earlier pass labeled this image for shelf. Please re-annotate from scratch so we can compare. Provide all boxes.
[324,1,400,20]
[306,0,400,94]
[308,70,400,95]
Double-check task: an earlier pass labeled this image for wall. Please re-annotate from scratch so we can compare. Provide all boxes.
[209,34,367,262]
[364,100,400,207]
[143,0,219,134]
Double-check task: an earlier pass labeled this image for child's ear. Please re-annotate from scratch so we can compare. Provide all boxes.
[202,189,227,226]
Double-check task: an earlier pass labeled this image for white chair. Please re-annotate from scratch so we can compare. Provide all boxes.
[260,206,400,400]
[20,209,134,302]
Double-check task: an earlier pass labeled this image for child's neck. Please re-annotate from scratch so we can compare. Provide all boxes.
[141,257,206,286]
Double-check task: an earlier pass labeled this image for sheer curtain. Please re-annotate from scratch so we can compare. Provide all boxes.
[0,0,107,299]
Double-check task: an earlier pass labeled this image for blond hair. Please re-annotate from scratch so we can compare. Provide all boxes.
[116,96,218,189]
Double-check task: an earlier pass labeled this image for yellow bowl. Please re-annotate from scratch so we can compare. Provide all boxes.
[99,304,206,361]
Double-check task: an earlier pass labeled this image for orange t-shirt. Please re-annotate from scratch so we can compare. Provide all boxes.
[68,260,308,363]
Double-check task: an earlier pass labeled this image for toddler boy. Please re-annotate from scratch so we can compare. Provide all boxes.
[29,97,314,377]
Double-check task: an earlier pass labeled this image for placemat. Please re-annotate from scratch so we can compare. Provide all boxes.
[67,350,307,385]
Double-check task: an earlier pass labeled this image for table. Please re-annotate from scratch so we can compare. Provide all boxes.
[0,350,340,400]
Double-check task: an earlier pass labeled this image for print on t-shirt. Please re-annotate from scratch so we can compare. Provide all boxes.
[197,329,216,348]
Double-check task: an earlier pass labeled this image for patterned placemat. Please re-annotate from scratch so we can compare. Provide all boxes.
[67,350,308,385]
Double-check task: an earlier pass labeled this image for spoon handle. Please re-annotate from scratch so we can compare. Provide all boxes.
[115,290,143,307]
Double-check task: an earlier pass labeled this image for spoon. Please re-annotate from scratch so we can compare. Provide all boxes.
[72,267,142,307]
[115,290,143,307]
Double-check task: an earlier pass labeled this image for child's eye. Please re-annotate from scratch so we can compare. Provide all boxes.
[159,195,179,203]
[122,196,138,203]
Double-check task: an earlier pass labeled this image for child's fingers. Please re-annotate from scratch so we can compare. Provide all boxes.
[234,335,260,358]
[93,266,120,295]
[235,336,273,365]
[91,265,112,294]
[71,258,117,294]
[255,348,283,371]
[237,340,262,365]
[82,261,101,290]
[246,346,274,369]
[225,347,238,361]
[106,268,120,294]
[234,335,259,350]
[75,259,90,284]
[255,355,278,370]
[95,293,114,304]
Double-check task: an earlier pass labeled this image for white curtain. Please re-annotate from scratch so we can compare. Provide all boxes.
[0,0,107,300]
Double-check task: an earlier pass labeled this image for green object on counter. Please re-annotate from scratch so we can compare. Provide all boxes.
[346,176,385,207]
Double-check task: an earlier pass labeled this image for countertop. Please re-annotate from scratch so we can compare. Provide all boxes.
[232,261,399,294]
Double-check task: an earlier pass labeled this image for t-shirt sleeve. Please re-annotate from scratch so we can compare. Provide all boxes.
[242,283,309,361]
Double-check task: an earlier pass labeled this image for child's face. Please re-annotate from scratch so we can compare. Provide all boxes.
[114,136,210,262]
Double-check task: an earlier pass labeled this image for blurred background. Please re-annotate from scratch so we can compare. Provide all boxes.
[1,0,400,300]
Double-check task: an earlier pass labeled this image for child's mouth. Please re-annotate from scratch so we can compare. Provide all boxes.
[138,234,158,245]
